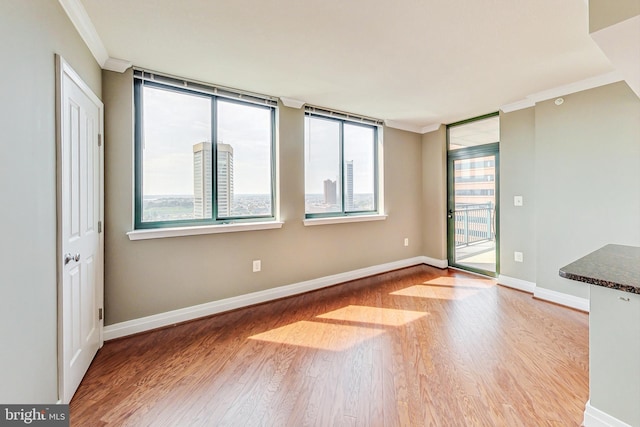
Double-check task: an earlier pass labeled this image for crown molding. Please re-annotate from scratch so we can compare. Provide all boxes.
[383,120,441,134]
[103,57,132,73]
[280,97,305,109]
[500,71,624,113]
[500,98,536,113]
[383,120,423,133]
[528,71,623,103]
[420,123,442,134]
[58,0,108,66]
[58,0,132,74]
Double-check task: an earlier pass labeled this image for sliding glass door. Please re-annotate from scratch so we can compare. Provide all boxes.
[447,114,499,277]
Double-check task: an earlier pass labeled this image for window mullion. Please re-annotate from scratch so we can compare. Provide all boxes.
[373,126,378,213]
[339,121,345,214]
[212,96,218,221]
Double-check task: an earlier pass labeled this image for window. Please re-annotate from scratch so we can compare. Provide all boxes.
[304,110,380,218]
[134,71,276,229]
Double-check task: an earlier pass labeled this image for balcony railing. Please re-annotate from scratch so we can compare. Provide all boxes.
[454,203,493,247]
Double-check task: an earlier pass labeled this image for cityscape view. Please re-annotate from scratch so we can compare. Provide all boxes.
[142,193,272,222]
[305,160,375,213]
[142,147,374,221]
[142,140,272,222]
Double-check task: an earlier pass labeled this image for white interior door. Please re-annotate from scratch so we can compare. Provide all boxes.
[56,56,104,404]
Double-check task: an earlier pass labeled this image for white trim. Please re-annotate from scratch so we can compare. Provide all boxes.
[127,221,284,241]
[500,98,536,113]
[533,287,590,312]
[303,214,387,227]
[384,120,423,134]
[497,275,536,293]
[104,256,432,340]
[383,121,442,135]
[57,0,109,67]
[420,123,442,134]
[422,256,448,269]
[103,57,132,73]
[528,71,624,103]
[280,97,305,109]
[584,400,633,427]
[497,71,624,113]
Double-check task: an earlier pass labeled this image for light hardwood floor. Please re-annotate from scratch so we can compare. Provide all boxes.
[70,265,589,426]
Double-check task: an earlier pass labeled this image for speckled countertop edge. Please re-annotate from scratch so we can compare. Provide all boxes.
[559,244,640,295]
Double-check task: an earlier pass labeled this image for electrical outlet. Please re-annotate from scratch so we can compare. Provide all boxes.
[514,252,523,262]
[514,195,523,207]
[252,260,261,272]
[404,238,409,247]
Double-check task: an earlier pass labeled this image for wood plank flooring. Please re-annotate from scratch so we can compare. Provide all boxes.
[70,265,589,426]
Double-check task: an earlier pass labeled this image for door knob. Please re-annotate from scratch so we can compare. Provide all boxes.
[64,253,81,265]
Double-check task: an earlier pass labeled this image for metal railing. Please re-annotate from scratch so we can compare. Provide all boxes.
[454,203,493,247]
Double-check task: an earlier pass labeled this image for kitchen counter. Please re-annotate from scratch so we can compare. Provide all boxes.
[559,244,640,294]
[559,243,640,427]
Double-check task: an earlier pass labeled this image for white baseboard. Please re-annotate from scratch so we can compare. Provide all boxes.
[104,256,444,341]
[422,256,448,269]
[497,275,536,293]
[499,275,591,312]
[534,287,590,312]
[584,400,633,427]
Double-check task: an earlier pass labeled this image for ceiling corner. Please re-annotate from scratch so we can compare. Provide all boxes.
[384,120,424,134]
[420,123,442,134]
[500,98,536,113]
[104,58,132,73]
[280,97,306,109]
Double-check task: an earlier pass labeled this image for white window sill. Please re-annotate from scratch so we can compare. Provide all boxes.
[127,221,284,241]
[303,214,387,227]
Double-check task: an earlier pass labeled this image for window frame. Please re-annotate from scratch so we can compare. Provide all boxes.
[133,73,277,230]
[304,111,381,219]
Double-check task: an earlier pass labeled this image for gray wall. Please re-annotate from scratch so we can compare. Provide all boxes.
[534,82,640,298]
[421,126,447,261]
[0,2,102,403]
[103,70,424,324]
[499,108,537,283]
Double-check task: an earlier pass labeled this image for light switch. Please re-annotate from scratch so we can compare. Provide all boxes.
[514,195,523,207]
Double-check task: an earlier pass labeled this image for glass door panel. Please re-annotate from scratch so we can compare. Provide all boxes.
[448,151,498,276]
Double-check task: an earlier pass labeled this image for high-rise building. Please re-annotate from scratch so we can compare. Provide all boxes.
[217,143,234,217]
[193,142,212,218]
[323,179,337,205]
[345,160,354,210]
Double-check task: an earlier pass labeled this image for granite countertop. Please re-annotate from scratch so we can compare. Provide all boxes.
[559,244,640,294]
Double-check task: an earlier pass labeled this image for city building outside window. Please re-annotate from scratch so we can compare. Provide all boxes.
[304,111,380,218]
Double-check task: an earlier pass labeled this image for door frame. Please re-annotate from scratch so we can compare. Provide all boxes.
[55,55,104,403]
[447,142,500,277]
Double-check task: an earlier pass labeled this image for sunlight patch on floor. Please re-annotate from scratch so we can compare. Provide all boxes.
[248,320,384,351]
[423,276,495,289]
[317,305,428,327]
[390,284,479,300]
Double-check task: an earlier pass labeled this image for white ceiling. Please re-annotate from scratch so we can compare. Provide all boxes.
[77,0,615,131]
